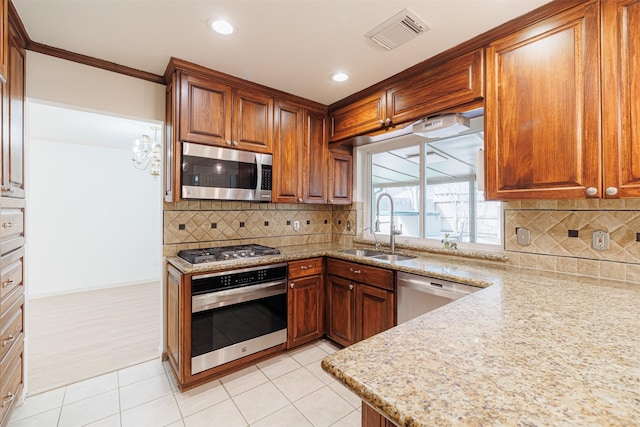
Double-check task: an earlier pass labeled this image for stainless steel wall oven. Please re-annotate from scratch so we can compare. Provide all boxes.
[190,263,287,374]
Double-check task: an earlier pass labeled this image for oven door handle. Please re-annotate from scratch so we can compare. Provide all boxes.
[192,280,287,313]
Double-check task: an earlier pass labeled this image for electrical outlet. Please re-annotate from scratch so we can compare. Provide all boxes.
[516,227,531,246]
[592,230,610,251]
[293,220,300,231]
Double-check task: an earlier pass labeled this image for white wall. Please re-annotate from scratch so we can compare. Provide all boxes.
[28,138,161,296]
[25,52,166,296]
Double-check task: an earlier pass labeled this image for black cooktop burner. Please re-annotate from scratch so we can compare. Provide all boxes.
[178,244,280,264]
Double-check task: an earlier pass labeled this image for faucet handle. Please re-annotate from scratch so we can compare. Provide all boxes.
[392,224,403,235]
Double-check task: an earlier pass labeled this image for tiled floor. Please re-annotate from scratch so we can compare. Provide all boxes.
[8,340,362,427]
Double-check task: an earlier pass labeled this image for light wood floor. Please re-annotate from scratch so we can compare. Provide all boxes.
[27,282,161,394]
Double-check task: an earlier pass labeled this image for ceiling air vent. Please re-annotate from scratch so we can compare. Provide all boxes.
[365,9,429,50]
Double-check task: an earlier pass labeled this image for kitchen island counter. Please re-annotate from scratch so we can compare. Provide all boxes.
[321,268,640,426]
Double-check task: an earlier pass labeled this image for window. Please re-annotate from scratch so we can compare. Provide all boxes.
[363,115,502,249]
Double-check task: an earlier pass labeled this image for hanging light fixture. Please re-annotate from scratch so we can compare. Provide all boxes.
[132,126,161,179]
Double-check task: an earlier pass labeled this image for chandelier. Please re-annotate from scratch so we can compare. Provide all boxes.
[132,126,161,178]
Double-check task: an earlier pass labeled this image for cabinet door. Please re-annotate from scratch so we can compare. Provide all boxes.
[233,89,273,153]
[602,0,640,198]
[179,74,232,147]
[0,0,7,83]
[273,101,304,203]
[485,1,601,200]
[303,110,328,203]
[387,48,484,125]
[2,26,24,198]
[329,91,386,142]
[355,284,394,342]
[328,150,352,204]
[288,274,324,348]
[326,275,355,347]
[166,266,183,383]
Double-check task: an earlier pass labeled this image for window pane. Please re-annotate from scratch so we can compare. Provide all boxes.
[370,146,420,238]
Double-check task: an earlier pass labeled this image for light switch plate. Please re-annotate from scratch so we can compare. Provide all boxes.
[516,227,531,246]
[592,230,610,251]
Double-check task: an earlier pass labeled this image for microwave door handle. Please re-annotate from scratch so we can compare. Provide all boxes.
[192,280,286,313]
[256,154,262,193]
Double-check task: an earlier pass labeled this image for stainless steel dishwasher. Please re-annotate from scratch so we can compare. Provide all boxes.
[397,271,481,324]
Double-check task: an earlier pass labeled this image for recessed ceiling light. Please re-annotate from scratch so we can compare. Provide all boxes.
[209,19,234,35]
[331,72,349,82]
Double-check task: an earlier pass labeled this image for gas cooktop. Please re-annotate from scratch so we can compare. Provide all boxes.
[177,244,280,264]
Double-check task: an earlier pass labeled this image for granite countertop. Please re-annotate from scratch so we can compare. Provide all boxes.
[168,242,640,425]
[321,267,640,426]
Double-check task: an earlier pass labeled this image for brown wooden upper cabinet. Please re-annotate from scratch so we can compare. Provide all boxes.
[179,73,273,153]
[328,149,352,205]
[272,101,328,203]
[329,48,484,143]
[602,0,640,198]
[484,0,633,200]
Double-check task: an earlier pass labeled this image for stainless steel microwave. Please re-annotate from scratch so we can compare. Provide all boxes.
[181,142,272,201]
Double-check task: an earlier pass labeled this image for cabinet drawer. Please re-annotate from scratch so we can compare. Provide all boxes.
[0,302,23,362]
[0,257,22,304]
[0,209,23,242]
[0,338,23,425]
[326,259,394,290]
[289,258,323,279]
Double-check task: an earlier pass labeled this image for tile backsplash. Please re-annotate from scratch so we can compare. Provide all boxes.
[163,201,360,256]
[504,199,640,283]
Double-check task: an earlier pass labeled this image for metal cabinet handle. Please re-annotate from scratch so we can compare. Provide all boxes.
[384,117,391,126]
[300,265,314,270]
[605,187,618,196]
[290,282,294,289]
[2,335,15,347]
[349,268,361,274]
[1,186,14,193]
[2,222,13,228]
[297,198,302,203]
[378,119,385,125]
[2,279,13,288]
[329,199,334,203]
[232,141,239,147]
[586,187,598,196]
[349,284,354,290]
[1,393,15,407]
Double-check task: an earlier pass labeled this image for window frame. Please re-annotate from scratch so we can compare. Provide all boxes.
[358,130,504,252]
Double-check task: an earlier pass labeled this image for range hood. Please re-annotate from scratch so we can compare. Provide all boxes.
[412,114,470,138]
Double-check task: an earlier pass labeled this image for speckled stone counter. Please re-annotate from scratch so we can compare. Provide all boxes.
[321,269,640,426]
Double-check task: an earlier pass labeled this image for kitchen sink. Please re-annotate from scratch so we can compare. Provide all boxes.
[370,254,416,262]
[338,249,387,257]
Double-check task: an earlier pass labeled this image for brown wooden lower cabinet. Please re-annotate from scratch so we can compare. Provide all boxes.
[287,258,324,348]
[362,402,397,427]
[325,259,395,347]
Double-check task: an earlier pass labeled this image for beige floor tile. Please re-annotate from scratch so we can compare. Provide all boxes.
[119,374,173,411]
[315,340,341,355]
[272,367,325,402]
[288,344,330,366]
[330,409,361,427]
[120,394,181,427]
[118,359,166,387]
[219,365,269,396]
[9,388,65,421]
[328,382,361,408]
[250,404,313,427]
[7,408,60,427]
[305,361,336,385]
[256,354,302,380]
[173,379,229,417]
[294,387,354,427]
[183,399,247,427]
[63,372,118,405]
[58,390,120,427]
[84,414,121,427]
[232,382,289,424]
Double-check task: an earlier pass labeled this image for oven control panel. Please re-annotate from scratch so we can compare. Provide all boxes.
[191,263,287,295]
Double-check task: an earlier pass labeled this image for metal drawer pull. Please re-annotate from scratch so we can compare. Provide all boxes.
[1,186,14,193]
[290,282,294,289]
[299,265,314,270]
[2,335,15,347]
[2,279,13,288]
[2,222,14,228]
[349,284,354,290]
[1,392,15,407]
[349,268,362,274]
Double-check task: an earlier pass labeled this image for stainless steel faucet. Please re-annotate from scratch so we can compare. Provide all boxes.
[364,227,381,250]
[374,192,402,252]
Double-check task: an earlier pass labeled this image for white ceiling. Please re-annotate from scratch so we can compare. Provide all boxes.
[14,0,552,106]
